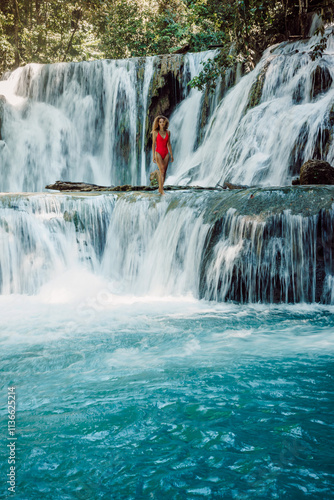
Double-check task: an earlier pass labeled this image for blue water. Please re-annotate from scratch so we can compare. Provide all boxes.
[1,294,333,499]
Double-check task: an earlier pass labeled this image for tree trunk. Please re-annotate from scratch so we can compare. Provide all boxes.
[62,8,82,62]
[283,0,289,38]
[13,0,20,67]
[299,0,307,37]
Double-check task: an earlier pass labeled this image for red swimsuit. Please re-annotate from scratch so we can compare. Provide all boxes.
[156,131,169,160]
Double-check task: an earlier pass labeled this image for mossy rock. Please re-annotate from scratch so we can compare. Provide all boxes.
[149,169,159,187]
[146,55,184,149]
[0,216,9,232]
[245,59,271,112]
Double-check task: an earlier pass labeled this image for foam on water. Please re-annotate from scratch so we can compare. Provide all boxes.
[1,293,333,497]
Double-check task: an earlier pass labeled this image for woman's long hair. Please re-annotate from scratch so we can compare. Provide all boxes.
[152,115,169,134]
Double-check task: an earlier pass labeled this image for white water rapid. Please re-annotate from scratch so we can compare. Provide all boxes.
[0,189,333,303]
[169,29,334,187]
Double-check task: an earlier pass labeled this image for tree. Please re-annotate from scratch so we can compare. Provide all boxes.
[189,0,334,92]
[0,0,104,74]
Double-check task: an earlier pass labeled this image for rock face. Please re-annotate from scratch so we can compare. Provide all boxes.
[245,59,272,111]
[146,55,184,150]
[300,159,334,185]
[311,64,333,100]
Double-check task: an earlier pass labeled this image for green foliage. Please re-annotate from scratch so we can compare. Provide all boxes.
[0,0,333,90]
[93,0,191,58]
[0,11,15,71]
[188,0,288,91]
[189,47,235,93]
[0,0,104,75]
[189,0,334,91]
[310,26,333,61]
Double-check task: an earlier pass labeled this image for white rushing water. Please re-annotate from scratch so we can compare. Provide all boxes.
[1,30,334,191]
[0,52,217,191]
[0,191,333,303]
[0,30,334,304]
[169,28,334,187]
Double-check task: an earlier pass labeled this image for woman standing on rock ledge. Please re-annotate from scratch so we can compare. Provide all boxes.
[152,115,174,195]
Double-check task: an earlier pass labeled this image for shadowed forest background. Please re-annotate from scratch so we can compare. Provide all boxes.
[1,0,333,90]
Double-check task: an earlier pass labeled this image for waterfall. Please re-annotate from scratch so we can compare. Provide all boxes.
[1,31,334,191]
[170,28,334,187]
[0,52,217,192]
[1,33,334,304]
[0,189,333,303]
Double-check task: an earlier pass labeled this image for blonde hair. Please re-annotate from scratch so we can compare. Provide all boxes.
[152,115,169,134]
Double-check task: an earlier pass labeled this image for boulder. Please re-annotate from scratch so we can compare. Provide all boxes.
[311,64,333,100]
[299,159,334,185]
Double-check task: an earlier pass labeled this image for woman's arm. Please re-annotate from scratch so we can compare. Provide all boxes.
[167,131,174,162]
[152,132,157,163]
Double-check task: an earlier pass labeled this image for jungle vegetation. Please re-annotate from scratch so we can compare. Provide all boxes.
[0,0,333,88]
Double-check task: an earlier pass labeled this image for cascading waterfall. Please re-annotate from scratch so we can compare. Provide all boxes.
[170,29,334,187]
[0,189,333,303]
[3,29,334,193]
[0,31,334,304]
[0,51,216,191]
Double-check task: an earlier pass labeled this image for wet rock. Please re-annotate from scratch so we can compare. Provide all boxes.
[146,55,184,148]
[112,185,135,192]
[245,59,271,111]
[292,77,306,104]
[312,126,331,160]
[63,210,84,231]
[288,122,309,176]
[222,182,249,190]
[311,64,333,100]
[300,159,334,185]
[198,86,211,145]
[292,177,300,185]
[46,180,220,193]
[172,44,190,55]
[45,181,114,191]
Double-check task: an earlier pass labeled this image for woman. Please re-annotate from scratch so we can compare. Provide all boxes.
[152,115,174,195]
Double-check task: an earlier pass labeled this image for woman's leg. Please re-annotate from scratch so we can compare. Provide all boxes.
[156,153,167,194]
